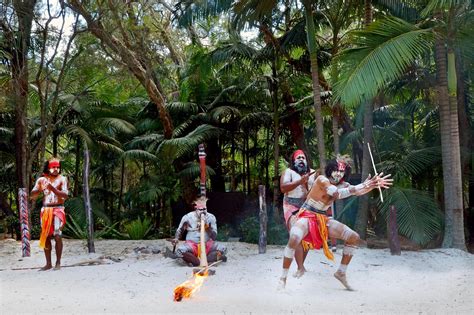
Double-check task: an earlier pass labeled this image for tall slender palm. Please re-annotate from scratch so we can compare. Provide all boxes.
[334,0,472,249]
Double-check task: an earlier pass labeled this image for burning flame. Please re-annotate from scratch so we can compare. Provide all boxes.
[173,271,208,302]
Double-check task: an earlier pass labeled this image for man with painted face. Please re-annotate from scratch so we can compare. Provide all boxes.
[280,149,316,278]
[31,158,69,270]
[172,196,227,267]
[278,155,393,290]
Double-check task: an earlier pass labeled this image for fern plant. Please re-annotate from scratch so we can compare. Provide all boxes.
[124,217,153,240]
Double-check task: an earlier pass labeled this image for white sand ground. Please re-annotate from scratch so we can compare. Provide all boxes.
[1,238,473,314]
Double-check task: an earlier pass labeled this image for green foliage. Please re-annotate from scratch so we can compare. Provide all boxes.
[239,215,288,245]
[124,217,153,240]
[334,16,433,107]
[64,215,121,239]
[63,197,121,239]
[216,223,237,242]
[379,187,443,245]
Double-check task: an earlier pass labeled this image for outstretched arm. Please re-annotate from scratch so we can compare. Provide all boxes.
[325,173,393,199]
[351,173,393,196]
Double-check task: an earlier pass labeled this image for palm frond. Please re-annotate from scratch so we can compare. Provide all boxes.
[178,161,216,179]
[0,126,13,137]
[379,187,443,245]
[64,125,93,147]
[127,133,164,149]
[421,0,469,17]
[239,112,272,129]
[210,105,241,122]
[158,124,221,159]
[166,102,199,115]
[334,17,433,107]
[379,146,441,179]
[373,0,420,22]
[96,141,124,155]
[233,0,277,29]
[122,149,159,162]
[174,0,234,27]
[97,118,136,134]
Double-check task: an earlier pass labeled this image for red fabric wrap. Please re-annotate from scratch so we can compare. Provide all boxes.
[40,207,66,236]
[185,239,214,257]
[299,210,325,249]
[292,149,305,162]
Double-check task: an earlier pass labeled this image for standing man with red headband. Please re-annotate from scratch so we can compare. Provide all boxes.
[31,158,69,270]
[280,149,316,278]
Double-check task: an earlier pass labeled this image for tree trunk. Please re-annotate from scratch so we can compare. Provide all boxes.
[246,135,251,194]
[67,0,174,139]
[435,39,466,250]
[303,0,326,170]
[354,0,374,240]
[280,80,311,162]
[83,149,95,253]
[271,60,281,223]
[446,48,466,249]
[73,137,81,196]
[364,0,373,27]
[354,100,373,239]
[118,160,125,212]
[230,127,236,191]
[11,0,36,192]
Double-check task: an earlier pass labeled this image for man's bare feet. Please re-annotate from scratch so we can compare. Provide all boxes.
[53,263,61,270]
[39,265,52,271]
[277,277,287,291]
[334,271,354,291]
[293,267,306,278]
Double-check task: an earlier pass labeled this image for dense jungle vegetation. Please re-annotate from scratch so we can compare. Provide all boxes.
[1,0,472,251]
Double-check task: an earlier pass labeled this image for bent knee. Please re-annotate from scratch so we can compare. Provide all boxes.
[347,232,360,245]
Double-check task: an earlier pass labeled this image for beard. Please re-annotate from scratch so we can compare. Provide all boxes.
[293,161,308,175]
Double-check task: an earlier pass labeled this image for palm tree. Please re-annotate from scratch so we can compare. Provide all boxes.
[334,0,472,249]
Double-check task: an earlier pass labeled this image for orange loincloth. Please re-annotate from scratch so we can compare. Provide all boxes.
[39,207,66,249]
[298,210,334,261]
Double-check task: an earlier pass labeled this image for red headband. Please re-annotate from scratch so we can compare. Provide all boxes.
[292,150,305,161]
[48,160,60,168]
[337,161,347,171]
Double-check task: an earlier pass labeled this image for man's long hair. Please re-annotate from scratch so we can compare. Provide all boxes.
[325,156,352,183]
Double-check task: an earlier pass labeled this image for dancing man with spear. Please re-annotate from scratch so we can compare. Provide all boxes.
[278,154,393,291]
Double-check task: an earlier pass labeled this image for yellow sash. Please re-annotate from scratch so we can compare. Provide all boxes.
[39,207,53,249]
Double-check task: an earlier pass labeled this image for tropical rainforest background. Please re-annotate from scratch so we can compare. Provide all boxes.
[1,0,472,251]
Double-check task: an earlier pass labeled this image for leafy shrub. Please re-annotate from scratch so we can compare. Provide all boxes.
[216,223,237,242]
[124,217,153,240]
[64,215,121,239]
[239,215,288,245]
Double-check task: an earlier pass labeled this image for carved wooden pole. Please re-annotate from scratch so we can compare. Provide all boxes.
[18,188,30,257]
[198,144,208,267]
[258,185,267,254]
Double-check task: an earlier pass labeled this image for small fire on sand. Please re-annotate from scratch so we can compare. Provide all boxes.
[173,270,208,302]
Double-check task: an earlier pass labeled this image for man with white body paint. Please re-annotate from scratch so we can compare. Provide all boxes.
[280,149,316,278]
[278,155,393,290]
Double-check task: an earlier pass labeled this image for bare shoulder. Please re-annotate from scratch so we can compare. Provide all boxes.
[316,175,330,186]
